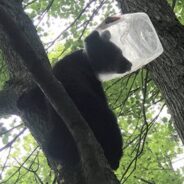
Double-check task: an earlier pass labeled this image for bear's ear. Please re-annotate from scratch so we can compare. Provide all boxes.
[84,31,100,44]
[101,30,111,41]
[85,30,111,43]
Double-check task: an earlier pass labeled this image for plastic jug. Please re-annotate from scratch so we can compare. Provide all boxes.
[96,12,163,78]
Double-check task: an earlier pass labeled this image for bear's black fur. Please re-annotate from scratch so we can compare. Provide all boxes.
[18,31,132,170]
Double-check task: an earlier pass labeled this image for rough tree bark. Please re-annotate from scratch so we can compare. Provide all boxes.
[0,1,119,184]
[119,0,184,144]
[0,1,88,182]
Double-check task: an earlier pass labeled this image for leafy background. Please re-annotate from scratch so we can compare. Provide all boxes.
[0,0,184,183]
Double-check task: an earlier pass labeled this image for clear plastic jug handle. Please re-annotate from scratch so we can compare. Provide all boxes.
[96,16,121,31]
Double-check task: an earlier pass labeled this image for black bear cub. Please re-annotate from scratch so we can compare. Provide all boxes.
[18,30,132,170]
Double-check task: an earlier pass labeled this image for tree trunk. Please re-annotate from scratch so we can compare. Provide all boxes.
[119,0,184,143]
[0,1,82,183]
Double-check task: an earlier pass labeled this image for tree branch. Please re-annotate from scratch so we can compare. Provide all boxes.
[1,146,39,183]
[0,127,26,152]
[0,123,23,136]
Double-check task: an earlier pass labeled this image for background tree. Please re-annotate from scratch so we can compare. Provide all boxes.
[0,0,184,183]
